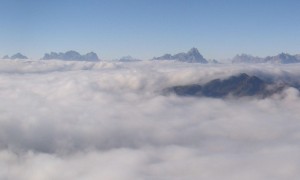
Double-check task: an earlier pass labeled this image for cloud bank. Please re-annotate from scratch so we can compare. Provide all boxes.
[1,59,300,179]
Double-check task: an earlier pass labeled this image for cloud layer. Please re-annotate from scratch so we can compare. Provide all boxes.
[1,59,300,179]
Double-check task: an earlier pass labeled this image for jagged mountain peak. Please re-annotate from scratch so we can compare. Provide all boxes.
[187,47,200,54]
[153,48,208,63]
[42,50,100,61]
[2,53,28,60]
[232,53,300,64]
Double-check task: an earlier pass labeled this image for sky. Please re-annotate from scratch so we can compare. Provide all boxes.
[0,0,300,60]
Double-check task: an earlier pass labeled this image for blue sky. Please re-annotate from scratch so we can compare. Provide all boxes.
[0,0,300,59]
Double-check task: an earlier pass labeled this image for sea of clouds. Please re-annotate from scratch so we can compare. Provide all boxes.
[1,59,300,180]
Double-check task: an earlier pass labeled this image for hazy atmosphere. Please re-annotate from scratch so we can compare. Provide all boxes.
[1,0,300,180]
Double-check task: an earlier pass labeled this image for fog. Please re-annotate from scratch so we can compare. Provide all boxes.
[1,59,300,179]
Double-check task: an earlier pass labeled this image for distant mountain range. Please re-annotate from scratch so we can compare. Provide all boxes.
[2,53,28,60]
[118,56,141,62]
[232,53,300,64]
[153,48,208,63]
[41,51,100,61]
[2,49,300,64]
[165,73,295,98]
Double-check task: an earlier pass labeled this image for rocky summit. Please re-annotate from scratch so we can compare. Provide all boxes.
[118,56,141,62]
[153,48,208,63]
[3,53,28,60]
[41,51,100,61]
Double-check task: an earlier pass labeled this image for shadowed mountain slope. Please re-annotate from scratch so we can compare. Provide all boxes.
[166,73,290,98]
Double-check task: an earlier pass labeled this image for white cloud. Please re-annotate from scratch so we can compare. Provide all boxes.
[1,60,300,179]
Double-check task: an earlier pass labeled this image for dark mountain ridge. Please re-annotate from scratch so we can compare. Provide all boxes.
[165,73,292,98]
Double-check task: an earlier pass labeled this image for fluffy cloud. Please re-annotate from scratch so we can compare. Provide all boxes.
[0,59,300,179]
